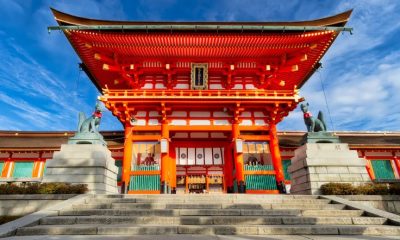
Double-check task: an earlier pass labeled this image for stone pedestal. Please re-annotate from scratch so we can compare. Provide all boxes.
[42,144,118,194]
[68,132,107,146]
[288,143,371,195]
[301,132,340,144]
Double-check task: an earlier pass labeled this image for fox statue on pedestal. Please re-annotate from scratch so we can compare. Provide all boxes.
[77,102,102,133]
[300,103,327,132]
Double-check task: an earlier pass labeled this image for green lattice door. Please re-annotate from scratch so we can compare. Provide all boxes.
[13,161,34,178]
[371,160,395,180]
[282,160,292,180]
[115,160,122,182]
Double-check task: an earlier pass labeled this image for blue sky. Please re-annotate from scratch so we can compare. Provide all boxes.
[0,0,399,132]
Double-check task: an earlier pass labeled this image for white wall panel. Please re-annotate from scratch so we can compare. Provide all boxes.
[170,111,187,117]
[233,84,243,89]
[149,111,160,117]
[142,83,153,89]
[239,120,253,126]
[254,111,266,117]
[171,120,187,125]
[148,119,160,125]
[213,120,230,125]
[240,111,251,117]
[209,84,224,89]
[178,148,187,165]
[195,148,205,165]
[205,148,213,165]
[136,111,147,117]
[187,148,195,165]
[155,83,166,89]
[213,148,223,165]
[134,119,146,126]
[190,111,210,117]
[174,84,189,89]
[245,84,256,89]
[255,120,266,126]
[189,120,211,125]
[213,111,231,117]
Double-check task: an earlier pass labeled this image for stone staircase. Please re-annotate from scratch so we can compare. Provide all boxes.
[13,194,400,236]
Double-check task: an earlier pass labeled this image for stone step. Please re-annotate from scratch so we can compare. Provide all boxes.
[59,208,302,216]
[73,202,345,210]
[301,210,364,217]
[90,194,321,200]
[39,216,387,226]
[85,198,331,204]
[17,224,400,236]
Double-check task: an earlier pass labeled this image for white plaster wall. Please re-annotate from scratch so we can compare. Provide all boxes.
[189,120,211,125]
[190,111,210,117]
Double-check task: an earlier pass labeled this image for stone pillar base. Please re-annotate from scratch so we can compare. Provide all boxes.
[288,143,371,195]
[42,144,118,194]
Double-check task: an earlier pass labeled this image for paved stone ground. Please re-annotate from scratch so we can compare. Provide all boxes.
[2,235,400,240]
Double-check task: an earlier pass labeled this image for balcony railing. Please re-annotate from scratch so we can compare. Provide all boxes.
[102,89,299,100]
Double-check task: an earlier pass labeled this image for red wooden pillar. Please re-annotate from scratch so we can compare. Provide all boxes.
[232,122,245,193]
[168,140,176,193]
[223,145,234,193]
[269,123,286,193]
[122,125,133,193]
[1,152,13,178]
[360,151,374,180]
[32,152,43,178]
[393,156,400,178]
[161,121,170,193]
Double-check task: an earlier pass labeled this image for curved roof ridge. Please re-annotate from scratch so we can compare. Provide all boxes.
[50,8,352,27]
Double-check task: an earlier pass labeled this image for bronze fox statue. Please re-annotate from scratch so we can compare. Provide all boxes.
[77,103,102,133]
[300,103,327,132]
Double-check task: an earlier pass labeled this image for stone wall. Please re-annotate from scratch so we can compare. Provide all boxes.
[340,195,400,215]
[0,194,75,216]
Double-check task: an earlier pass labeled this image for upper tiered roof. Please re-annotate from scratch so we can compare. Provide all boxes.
[50,9,352,91]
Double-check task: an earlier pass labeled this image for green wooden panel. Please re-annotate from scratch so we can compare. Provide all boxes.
[13,161,34,178]
[43,161,47,176]
[371,160,395,180]
[0,161,4,176]
[244,165,273,171]
[282,160,292,180]
[115,160,122,182]
[129,174,160,191]
[233,179,238,193]
[245,174,277,190]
